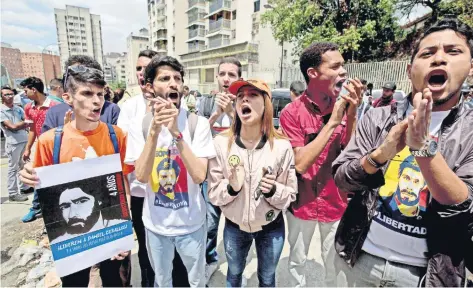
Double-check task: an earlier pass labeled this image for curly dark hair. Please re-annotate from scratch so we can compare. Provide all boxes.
[299,42,339,84]
[411,18,473,63]
[20,77,44,94]
[144,55,185,84]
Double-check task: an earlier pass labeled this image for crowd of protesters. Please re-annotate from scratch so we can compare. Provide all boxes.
[0,18,472,287]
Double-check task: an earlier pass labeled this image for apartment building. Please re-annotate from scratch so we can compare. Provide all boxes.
[55,5,104,70]
[1,44,23,83]
[20,52,62,86]
[147,0,298,93]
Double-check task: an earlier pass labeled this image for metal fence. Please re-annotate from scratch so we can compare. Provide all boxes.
[259,60,412,93]
[345,61,411,93]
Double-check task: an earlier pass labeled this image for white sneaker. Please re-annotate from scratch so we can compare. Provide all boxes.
[205,262,218,284]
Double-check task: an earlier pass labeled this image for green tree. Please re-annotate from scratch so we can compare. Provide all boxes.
[261,0,403,62]
[108,81,126,90]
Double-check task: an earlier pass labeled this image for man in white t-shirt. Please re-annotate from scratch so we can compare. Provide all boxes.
[126,55,215,287]
[117,49,158,287]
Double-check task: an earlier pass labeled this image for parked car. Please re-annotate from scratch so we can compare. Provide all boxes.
[271,88,291,128]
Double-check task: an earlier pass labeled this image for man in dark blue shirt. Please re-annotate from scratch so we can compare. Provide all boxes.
[41,100,120,134]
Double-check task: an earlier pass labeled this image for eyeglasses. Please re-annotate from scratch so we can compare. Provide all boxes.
[63,65,104,90]
[136,66,147,72]
[2,93,14,97]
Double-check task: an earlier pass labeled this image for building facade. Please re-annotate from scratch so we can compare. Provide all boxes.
[104,52,127,85]
[147,0,299,93]
[1,45,24,84]
[126,28,150,91]
[20,52,61,86]
[55,5,104,70]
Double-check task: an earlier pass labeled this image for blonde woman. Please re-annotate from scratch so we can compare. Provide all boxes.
[208,79,297,287]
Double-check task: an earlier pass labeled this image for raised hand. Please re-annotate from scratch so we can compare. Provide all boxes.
[406,88,432,150]
[341,78,363,117]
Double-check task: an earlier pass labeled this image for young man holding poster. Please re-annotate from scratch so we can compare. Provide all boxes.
[19,65,132,287]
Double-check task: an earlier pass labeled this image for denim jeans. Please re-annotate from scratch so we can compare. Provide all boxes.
[334,251,425,287]
[202,181,221,264]
[32,189,41,212]
[224,213,285,287]
[145,224,206,287]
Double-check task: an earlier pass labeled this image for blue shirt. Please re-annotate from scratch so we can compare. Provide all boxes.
[41,101,121,134]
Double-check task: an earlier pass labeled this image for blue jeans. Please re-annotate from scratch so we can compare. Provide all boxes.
[32,189,41,211]
[224,213,285,287]
[202,181,221,264]
[145,224,206,287]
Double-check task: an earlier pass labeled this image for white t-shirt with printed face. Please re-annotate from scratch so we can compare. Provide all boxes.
[117,94,148,197]
[125,108,216,236]
[362,104,450,267]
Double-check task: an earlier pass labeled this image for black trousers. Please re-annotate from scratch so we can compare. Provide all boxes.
[131,196,155,287]
[61,257,131,287]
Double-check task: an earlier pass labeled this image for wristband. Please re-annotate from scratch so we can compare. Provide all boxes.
[173,132,183,143]
[366,153,385,169]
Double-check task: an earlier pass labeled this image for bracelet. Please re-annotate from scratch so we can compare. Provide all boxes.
[172,132,183,143]
[366,153,384,169]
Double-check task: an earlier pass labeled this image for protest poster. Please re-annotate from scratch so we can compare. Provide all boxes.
[34,154,134,277]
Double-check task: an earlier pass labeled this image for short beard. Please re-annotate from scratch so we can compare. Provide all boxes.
[66,209,101,235]
[433,90,457,107]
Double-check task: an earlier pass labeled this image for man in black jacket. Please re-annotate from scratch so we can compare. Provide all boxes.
[332,19,473,287]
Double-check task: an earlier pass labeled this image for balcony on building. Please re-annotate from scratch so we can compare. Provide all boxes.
[208,35,230,49]
[155,30,167,41]
[154,40,167,53]
[208,0,232,16]
[188,41,205,53]
[187,27,205,42]
[207,17,231,36]
[186,0,206,13]
[187,10,206,28]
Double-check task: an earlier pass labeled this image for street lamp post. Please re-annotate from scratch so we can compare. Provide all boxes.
[264,3,284,88]
[41,43,60,88]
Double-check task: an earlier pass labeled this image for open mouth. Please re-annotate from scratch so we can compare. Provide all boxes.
[335,79,346,91]
[92,108,101,114]
[241,105,252,116]
[140,79,145,86]
[427,70,448,91]
[168,91,179,99]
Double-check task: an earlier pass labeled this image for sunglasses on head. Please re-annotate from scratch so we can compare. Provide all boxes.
[63,65,104,90]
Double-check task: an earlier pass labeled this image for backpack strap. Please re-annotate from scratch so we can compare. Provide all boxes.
[53,126,64,165]
[187,111,198,143]
[106,123,119,154]
[142,112,153,140]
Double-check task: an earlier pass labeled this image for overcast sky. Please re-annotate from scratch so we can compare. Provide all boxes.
[1,0,148,54]
[1,0,431,55]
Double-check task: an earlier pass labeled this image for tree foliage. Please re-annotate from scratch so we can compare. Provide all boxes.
[107,81,126,90]
[261,0,403,62]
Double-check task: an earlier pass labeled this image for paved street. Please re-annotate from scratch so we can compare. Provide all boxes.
[0,138,325,287]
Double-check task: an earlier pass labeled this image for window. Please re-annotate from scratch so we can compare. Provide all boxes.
[232,10,237,20]
[205,68,214,83]
[254,0,260,12]
[80,17,85,21]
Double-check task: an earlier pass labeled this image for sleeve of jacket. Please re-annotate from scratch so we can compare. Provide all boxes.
[332,108,386,193]
[111,104,121,125]
[264,144,298,210]
[208,140,239,206]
